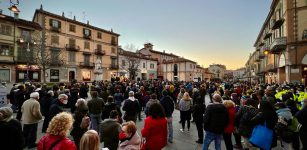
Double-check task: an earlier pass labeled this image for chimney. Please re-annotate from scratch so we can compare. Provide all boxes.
[144,43,153,50]
[87,20,89,25]
[40,4,43,10]
[111,28,113,32]
[73,16,76,21]
[62,12,65,17]
[163,50,165,53]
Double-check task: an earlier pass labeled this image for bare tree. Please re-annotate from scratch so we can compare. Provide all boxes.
[121,44,141,80]
[31,30,65,83]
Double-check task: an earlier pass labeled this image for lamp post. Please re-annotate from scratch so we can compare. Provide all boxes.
[19,39,36,81]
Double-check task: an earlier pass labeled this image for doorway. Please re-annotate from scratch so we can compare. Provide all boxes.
[69,71,75,82]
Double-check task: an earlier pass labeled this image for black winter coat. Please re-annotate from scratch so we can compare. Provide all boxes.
[192,103,206,123]
[160,96,175,117]
[203,103,228,134]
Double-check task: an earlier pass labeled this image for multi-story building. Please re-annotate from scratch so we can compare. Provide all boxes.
[33,6,119,82]
[203,68,213,82]
[208,64,226,80]
[118,47,158,80]
[138,43,179,80]
[233,68,246,81]
[0,13,42,83]
[162,57,197,81]
[248,0,307,85]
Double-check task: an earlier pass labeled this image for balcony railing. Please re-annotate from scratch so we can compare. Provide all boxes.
[109,64,119,69]
[50,60,63,66]
[95,49,105,55]
[264,31,272,39]
[271,17,284,30]
[50,26,61,32]
[66,44,80,51]
[111,40,117,46]
[83,35,91,39]
[270,37,287,54]
[79,62,94,68]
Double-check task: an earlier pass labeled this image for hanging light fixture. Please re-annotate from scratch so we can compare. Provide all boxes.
[8,0,20,13]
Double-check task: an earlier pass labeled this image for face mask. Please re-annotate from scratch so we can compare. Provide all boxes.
[62,100,68,105]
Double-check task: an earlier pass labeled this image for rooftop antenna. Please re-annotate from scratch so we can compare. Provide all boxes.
[82,11,87,23]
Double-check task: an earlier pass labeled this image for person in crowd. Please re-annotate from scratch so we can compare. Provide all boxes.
[49,93,68,120]
[16,84,26,120]
[101,96,121,121]
[141,103,167,149]
[114,89,124,108]
[144,93,160,117]
[41,90,54,133]
[179,92,193,132]
[176,88,185,109]
[0,107,24,150]
[69,84,80,113]
[192,92,206,144]
[160,90,175,143]
[87,91,105,132]
[296,98,307,149]
[100,110,122,150]
[122,91,140,123]
[235,98,258,149]
[223,100,236,150]
[79,82,89,99]
[251,100,278,150]
[202,94,228,150]
[118,121,141,150]
[70,98,89,148]
[80,130,100,150]
[37,112,76,150]
[21,92,43,149]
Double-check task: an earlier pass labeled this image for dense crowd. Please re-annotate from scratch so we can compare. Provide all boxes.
[0,80,306,150]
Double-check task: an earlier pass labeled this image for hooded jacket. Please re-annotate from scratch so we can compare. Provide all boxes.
[276,108,293,120]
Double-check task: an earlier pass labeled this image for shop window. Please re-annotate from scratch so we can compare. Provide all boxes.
[50,69,59,82]
[0,69,10,81]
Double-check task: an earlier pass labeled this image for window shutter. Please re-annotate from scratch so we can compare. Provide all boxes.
[89,30,91,36]
[83,28,85,35]
[58,21,61,28]
[49,19,53,26]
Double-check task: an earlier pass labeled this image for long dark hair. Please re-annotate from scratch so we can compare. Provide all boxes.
[148,103,165,119]
[259,100,276,119]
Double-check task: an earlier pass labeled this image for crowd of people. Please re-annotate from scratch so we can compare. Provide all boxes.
[0,80,306,150]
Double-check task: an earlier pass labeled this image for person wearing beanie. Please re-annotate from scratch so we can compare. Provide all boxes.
[0,107,24,150]
[21,92,43,149]
[160,90,175,143]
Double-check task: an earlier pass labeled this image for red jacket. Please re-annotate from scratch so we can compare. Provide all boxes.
[141,116,167,150]
[37,134,77,150]
[224,106,236,133]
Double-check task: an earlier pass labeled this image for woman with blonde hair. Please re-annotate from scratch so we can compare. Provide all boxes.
[80,130,100,150]
[37,112,76,150]
[118,121,141,150]
[179,92,193,132]
[223,100,236,150]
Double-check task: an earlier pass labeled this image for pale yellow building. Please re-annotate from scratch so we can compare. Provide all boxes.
[33,6,119,82]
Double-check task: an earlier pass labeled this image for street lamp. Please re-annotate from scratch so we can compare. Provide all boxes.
[19,39,36,81]
[8,0,20,13]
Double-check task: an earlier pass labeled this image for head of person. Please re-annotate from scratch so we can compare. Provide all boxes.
[162,90,168,97]
[303,98,307,108]
[47,112,74,137]
[80,130,100,150]
[0,107,13,122]
[47,90,54,97]
[274,102,287,110]
[75,98,86,108]
[121,121,137,138]
[180,88,185,93]
[109,110,120,121]
[183,92,191,100]
[30,92,40,100]
[223,100,235,108]
[212,94,222,103]
[148,103,165,119]
[58,94,68,105]
[90,91,98,98]
[259,100,275,116]
[150,93,157,100]
[128,91,134,97]
[107,96,114,103]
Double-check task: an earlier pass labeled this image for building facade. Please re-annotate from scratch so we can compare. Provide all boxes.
[32,6,119,82]
[233,68,246,82]
[162,58,197,81]
[0,13,42,83]
[208,64,226,80]
[247,0,307,85]
[118,48,158,80]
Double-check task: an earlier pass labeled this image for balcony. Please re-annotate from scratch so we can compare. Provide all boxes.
[270,37,287,54]
[66,44,80,51]
[50,60,63,66]
[95,49,105,55]
[260,46,269,59]
[111,40,117,46]
[79,62,94,68]
[271,18,284,30]
[83,35,91,40]
[50,26,61,32]
[109,64,119,69]
[264,31,272,39]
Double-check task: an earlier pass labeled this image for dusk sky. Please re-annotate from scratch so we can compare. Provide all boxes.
[1,0,271,70]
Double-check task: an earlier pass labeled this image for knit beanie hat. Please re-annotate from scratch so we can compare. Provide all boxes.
[0,107,13,122]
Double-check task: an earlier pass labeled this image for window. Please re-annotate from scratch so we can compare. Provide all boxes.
[84,55,90,65]
[97,44,102,50]
[21,30,31,41]
[0,69,10,82]
[50,69,59,82]
[97,32,102,39]
[150,64,154,69]
[303,30,307,39]
[111,47,116,54]
[69,24,76,32]
[143,63,146,68]
[84,41,90,49]
[190,64,192,69]
[0,24,12,36]
[51,35,59,45]
[69,38,76,46]
[122,60,126,66]
[83,28,91,37]
[0,45,12,56]
[111,36,116,45]
[68,51,76,62]
[49,19,61,28]
[51,48,60,62]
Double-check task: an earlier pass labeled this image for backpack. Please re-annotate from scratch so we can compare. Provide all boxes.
[274,116,294,143]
